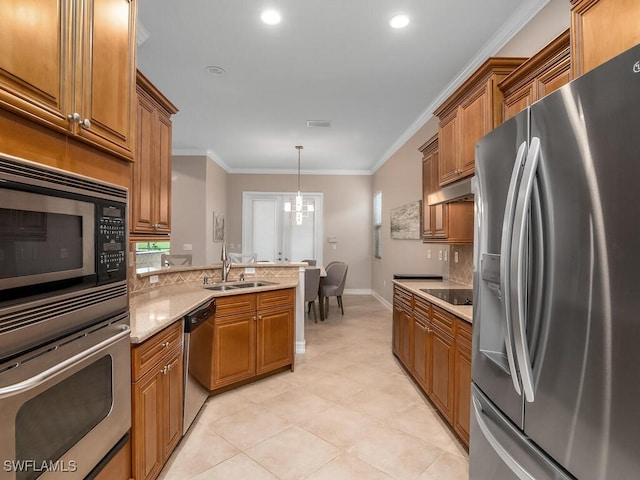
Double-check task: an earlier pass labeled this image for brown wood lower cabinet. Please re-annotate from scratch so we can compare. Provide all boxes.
[197,288,295,392]
[454,319,473,445]
[131,321,184,480]
[393,284,472,447]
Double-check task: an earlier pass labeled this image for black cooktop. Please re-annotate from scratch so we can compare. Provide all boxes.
[420,288,473,306]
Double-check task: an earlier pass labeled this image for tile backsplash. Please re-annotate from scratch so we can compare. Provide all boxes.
[449,245,473,286]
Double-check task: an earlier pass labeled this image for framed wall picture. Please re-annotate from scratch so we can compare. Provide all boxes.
[214,213,225,242]
[390,200,421,240]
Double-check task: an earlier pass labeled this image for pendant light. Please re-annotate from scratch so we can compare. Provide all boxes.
[284,145,314,225]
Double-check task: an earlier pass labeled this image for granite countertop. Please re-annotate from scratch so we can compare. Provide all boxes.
[392,279,473,324]
[129,279,298,343]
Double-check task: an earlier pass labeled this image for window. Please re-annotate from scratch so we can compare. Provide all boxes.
[373,191,382,259]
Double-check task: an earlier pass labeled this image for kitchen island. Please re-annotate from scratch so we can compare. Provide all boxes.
[128,263,300,480]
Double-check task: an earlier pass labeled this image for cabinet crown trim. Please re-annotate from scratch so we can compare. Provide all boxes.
[136,70,179,114]
[498,30,571,93]
[434,57,526,117]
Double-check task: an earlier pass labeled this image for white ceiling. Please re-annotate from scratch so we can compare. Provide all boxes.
[137,0,549,174]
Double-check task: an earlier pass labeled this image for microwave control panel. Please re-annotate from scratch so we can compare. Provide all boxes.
[96,202,127,284]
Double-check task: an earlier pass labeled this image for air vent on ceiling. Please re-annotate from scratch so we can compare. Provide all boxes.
[306,120,331,128]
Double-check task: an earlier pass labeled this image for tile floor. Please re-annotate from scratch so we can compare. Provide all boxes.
[158,295,469,480]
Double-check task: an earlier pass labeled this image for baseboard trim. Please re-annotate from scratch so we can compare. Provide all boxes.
[295,340,306,354]
[371,290,392,310]
[343,288,372,295]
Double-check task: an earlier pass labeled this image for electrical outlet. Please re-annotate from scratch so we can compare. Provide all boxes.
[427,249,431,259]
[244,267,256,274]
[183,244,192,251]
[439,250,443,261]
[444,251,448,261]
[150,275,159,284]
[454,251,459,263]
[383,280,387,287]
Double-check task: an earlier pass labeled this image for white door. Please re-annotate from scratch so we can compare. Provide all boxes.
[242,192,323,264]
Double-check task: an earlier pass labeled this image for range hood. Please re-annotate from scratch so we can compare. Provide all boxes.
[427,176,474,205]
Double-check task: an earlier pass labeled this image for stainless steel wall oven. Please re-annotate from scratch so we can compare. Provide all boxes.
[0,153,131,479]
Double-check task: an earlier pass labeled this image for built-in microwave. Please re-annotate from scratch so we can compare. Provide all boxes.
[0,153,129,361]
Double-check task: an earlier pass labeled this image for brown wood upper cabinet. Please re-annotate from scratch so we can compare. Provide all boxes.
[419,135,473,244]
[131,71,178,237]
[434,58,525,187]
[0,0,137,161]
[499,30,571,121]
[420,135,447,241]
[571,0,640,78]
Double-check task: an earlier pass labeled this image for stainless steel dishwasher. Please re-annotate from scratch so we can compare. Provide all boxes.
[183,298,216,434]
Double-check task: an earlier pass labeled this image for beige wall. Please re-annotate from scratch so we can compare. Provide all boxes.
[226,174,372,291]
[171,155,229,266]
[372,118,452,305]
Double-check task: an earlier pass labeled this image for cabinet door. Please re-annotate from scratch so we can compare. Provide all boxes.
[430,325,455,422]
[256,306,293,374]
[75,0,136,160]
[438,111,460,186]
[392,302,402,357]
[458,83,490,178]
[536,57,571,98]
[155,112,173,233]
[132,372,163,480]
[213,313,256,388]
[422,158,434,238]
[503,82,534,122]
[0,0,73,131]
[571,0,640,77]
[163,350,184,459]
[412,316,431,394]
[401,307,412,367]
[454,341,472,446]
[431,149,447,238]
[131,92,156,233]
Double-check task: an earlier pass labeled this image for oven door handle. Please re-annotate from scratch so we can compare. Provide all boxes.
[0,325,130,399]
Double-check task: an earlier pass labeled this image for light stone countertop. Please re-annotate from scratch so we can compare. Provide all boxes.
[392,279,473,324]
[129,280,299,343]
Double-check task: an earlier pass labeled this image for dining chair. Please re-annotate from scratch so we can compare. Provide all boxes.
[301,259,317,266]
[321,262,348,318]
[161,254,192,266]
[304,267,321,322]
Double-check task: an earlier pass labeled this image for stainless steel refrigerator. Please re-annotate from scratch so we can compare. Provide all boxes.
[471,43,640,480]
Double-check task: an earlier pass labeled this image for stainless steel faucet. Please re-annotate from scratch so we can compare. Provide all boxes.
[221,243,231,282]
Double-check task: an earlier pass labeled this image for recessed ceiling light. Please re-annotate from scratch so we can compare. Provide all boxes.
[389,14,410,29]
[261,10,281,25]
[205,65,225,76]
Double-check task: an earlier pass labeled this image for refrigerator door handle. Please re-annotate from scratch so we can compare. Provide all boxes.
[511,136,541,402]
[499,140,528,396]
[472,395,536,480]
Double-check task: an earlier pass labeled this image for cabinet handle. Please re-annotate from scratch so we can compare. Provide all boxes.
[167,363,172,372]
[67,112,81,123]
[81,118,91,129]
[162,341,170,348]
[160,366,168,375]
[252,316,257,321]
[258,315,263,320]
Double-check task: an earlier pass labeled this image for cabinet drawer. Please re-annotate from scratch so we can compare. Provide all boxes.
[393,286,413,308]
[456,318,473,354]
[432,305,454,336]
[414,296,431,319]
[132,320,183,381]
[215,293,257,317]
[258,288,295,310]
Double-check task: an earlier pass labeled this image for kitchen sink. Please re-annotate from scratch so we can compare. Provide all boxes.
[232,281,276,288]
[205,281,277,291]
[205,284,238,291]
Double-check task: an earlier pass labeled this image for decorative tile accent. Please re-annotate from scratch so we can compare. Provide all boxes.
[129,264,301,294]
[449,245,473,286]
